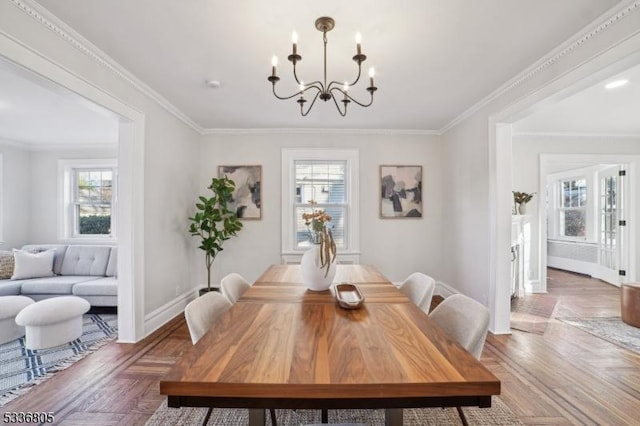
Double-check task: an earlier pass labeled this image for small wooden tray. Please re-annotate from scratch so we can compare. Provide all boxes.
[335,283,365,309]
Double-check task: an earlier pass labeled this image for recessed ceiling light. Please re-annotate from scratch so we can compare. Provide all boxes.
[205,80,221,88]
[605,79,628,89]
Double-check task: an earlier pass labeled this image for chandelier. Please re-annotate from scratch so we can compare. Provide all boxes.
[267,17,377,117]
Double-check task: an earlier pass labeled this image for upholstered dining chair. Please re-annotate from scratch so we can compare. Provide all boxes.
[428,293,490,425]
[184,291,232,345]
[220,272,251,304]
[398,272,436,313]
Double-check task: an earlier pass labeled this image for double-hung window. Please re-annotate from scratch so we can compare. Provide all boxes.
[294,161,347,249]
[282,149,359,263]
[59,159,117,240]
[558,178,587,239]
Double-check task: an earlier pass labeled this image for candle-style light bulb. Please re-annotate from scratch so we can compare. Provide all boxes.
[299,81,305,95]
[271,56,278,76]
[368,67,375,87]
[355,32,362,55]
[343,81,349,100]
[292,31,299,56]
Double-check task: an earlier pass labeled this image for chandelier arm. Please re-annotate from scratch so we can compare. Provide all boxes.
[330,91,348,117]
[330,87,374,108]
[300,90,322,116]
[292,62,303,86]
[326,63,363,91]
[272,83,323,101]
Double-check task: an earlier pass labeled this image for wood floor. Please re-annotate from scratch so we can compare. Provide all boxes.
[2,268,638,425]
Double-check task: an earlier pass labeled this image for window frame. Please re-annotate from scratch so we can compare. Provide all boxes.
[58,159,118,242]
[557,177,588,240]
[281,148,360,261]
[547,168,597,243]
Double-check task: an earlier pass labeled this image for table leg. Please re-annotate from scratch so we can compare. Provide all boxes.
[385,408,403,426]
[249,409,265,426]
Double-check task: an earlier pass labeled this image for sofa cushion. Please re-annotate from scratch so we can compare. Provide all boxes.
[61,246,111,276]
[0,280,23,296]
[106,247,117,277]
[20,276,101,295]
[11,249,55,280]
[21,244,68,275]
[0,250,14,279]
[72,277,117,297]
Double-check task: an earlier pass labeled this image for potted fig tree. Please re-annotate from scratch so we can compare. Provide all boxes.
[188,176,243,294]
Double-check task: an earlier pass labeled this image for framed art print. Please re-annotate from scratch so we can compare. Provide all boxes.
[380,165,422,218]
[218,165,262,219]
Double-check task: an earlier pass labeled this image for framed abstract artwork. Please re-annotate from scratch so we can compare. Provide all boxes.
[218,165,262,220]
[380,165,422,218]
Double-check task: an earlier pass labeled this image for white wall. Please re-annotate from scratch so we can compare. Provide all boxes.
[0,1,202,323]
[196,132,444,285]
[0,140,31,249]
[512,134,640,284]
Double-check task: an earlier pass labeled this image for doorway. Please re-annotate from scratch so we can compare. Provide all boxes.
[0,33,146,342]
[539,156,638,292]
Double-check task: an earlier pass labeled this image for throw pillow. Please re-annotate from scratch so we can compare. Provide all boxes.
[0,250,14,279]
[11,249,56,280]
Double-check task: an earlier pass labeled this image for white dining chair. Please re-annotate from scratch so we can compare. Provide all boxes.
[398,272,436,313]
[184,291,232,345]
[220,272,251,304]
[428,293,490,425]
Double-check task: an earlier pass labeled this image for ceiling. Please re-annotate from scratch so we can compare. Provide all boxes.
[0,57,119,147]
[0,0,640,143]
[514,63,640,136]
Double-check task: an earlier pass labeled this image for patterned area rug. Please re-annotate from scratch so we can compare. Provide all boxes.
[0,313,117,407]
[146,396,523,425]
[558,316,640,354]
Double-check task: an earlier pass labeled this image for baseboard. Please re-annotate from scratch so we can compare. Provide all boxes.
[525,279,544,293]
[548,256,598,277]
[143,288,198,337]
[435,281,459,298]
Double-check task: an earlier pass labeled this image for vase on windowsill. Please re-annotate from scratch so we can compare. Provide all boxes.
[517,203,527,215]
[300,207,337,291]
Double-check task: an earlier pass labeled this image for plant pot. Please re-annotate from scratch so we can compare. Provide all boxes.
[518,203,527,215]
[301,245,336,291]
[198,287,219,296]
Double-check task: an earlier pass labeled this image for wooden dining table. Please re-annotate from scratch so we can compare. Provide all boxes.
[160,264,501,425]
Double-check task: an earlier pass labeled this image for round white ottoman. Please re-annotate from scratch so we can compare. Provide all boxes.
[15,296,90,350]
[0,295,35,345]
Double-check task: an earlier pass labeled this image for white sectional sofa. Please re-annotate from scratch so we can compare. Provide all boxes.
[0,244,117,307]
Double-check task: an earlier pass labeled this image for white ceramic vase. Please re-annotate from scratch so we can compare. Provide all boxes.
[518,203,527,215]
[301,245,336,291]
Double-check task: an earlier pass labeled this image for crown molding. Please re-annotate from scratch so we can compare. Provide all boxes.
[201,127,440,136]
[439,0,640,135]
[9,0,204,134]
[513,131,640,138]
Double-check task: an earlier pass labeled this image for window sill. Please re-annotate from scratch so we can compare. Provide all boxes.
[547,239,597,246]
[281,251,361,265]
[59,237,117,245]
